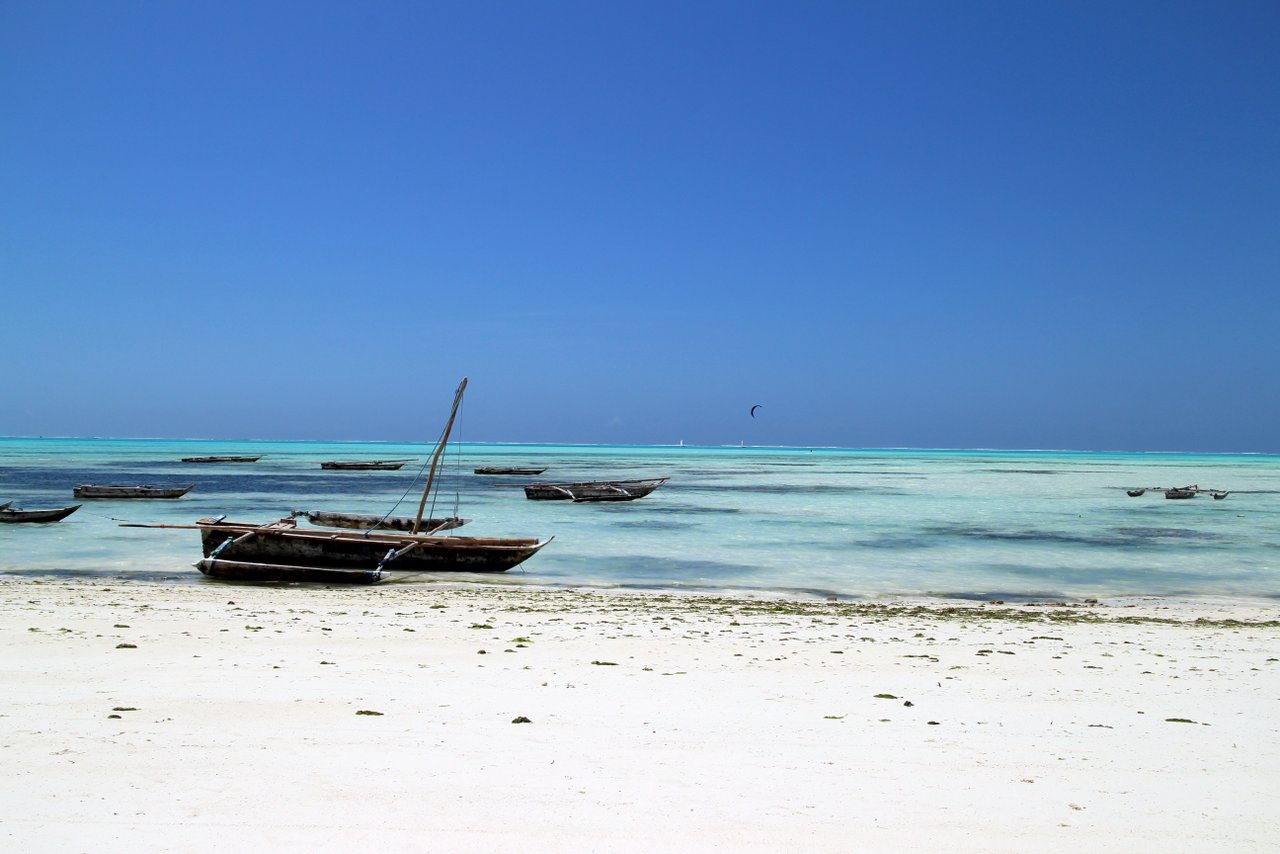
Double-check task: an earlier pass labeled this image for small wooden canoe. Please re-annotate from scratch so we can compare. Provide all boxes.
[1126,488,1146,497]
[522,477,668,502]
[1165,488,1197,499]
[320,459,415,470]
[0,504,81,523]
[74,484,196,499]
[475,467,548,475]
[181,455,263,463]
[302,510,469,532]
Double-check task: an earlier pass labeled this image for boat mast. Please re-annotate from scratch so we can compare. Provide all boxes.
[412,377,468,534]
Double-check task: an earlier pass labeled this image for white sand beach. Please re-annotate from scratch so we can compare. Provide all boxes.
[1,578,1277,852]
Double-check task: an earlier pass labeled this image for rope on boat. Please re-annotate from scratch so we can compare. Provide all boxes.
[367,382,465,538]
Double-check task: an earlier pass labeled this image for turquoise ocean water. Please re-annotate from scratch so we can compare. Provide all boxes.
[1,438,1277,602]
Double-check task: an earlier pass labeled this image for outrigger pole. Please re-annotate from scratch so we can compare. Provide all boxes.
[412,377,468,534]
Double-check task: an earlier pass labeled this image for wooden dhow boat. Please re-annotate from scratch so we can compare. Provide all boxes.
[320,459,415,471]
[1124,484,1228,500]
[1,504,81,523]
[186,517,544,583]
[298,510,468,532]
[124,378,549,584]
[74,483,196,499]
[475,467,548,475]
[521,477,668,502]
[181,455,263,463]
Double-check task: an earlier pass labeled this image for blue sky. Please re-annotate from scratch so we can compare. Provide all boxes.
[3,1,1277,451]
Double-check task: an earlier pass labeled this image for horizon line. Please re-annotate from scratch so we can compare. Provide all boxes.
[0,435,1274,457]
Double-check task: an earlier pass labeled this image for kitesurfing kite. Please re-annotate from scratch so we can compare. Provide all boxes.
[750,404,762,418]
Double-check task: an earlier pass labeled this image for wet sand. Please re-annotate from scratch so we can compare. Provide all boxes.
[2,578,1277,851]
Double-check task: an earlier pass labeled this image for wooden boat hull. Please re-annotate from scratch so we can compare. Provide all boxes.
[74,484,195,499]
[1165,489,1197,499]
[198,520,547,573]
[475,467,547,475]
[196,559,384,584]
[523,478,668,502]
[0,505,81,523]
[302,511,468,532]
[320,460,413,470]
[181,456,262,463]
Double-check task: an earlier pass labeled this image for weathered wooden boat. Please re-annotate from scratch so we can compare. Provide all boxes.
[189,517,546,580]
[475,467,547,475]
[1126,484,1229,500]
[320,459,415,470]
[181,455,263,463]
[522,477,669,502]
[124,378,549,583]
[0,504,81,523]
[300,510,468,532]
[74,484,196,499]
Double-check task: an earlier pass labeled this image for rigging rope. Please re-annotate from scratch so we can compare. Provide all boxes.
[367,380,465,537]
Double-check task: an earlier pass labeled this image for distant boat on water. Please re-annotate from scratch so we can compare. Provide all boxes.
[475,467,547,475]
[75,484,196,499]
[1125,484,1227,500]
[521,477,668,503]
[1,504,81,523]
[181,455,263,463]
[320,459,414,471]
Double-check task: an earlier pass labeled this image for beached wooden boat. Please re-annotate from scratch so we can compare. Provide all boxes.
[191,517,546,579]
[522,477,668,502]
[125,378,549,583]
[300,510,468,532]
[320,459,415,471]
[0,504,81,523]
[475,467,547,475]
[181,455,263,463]
[74,484,196,499]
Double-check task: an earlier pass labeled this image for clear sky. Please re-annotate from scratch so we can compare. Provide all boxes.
[3,1,1277,451]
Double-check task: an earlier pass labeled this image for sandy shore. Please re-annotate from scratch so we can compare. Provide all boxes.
[1,578,1277,852]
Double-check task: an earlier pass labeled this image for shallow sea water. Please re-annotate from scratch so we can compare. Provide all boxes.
[1,438,1278,602]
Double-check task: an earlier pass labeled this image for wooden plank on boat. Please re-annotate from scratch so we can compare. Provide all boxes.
[196,558,384,584]
[302,510,468,532]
